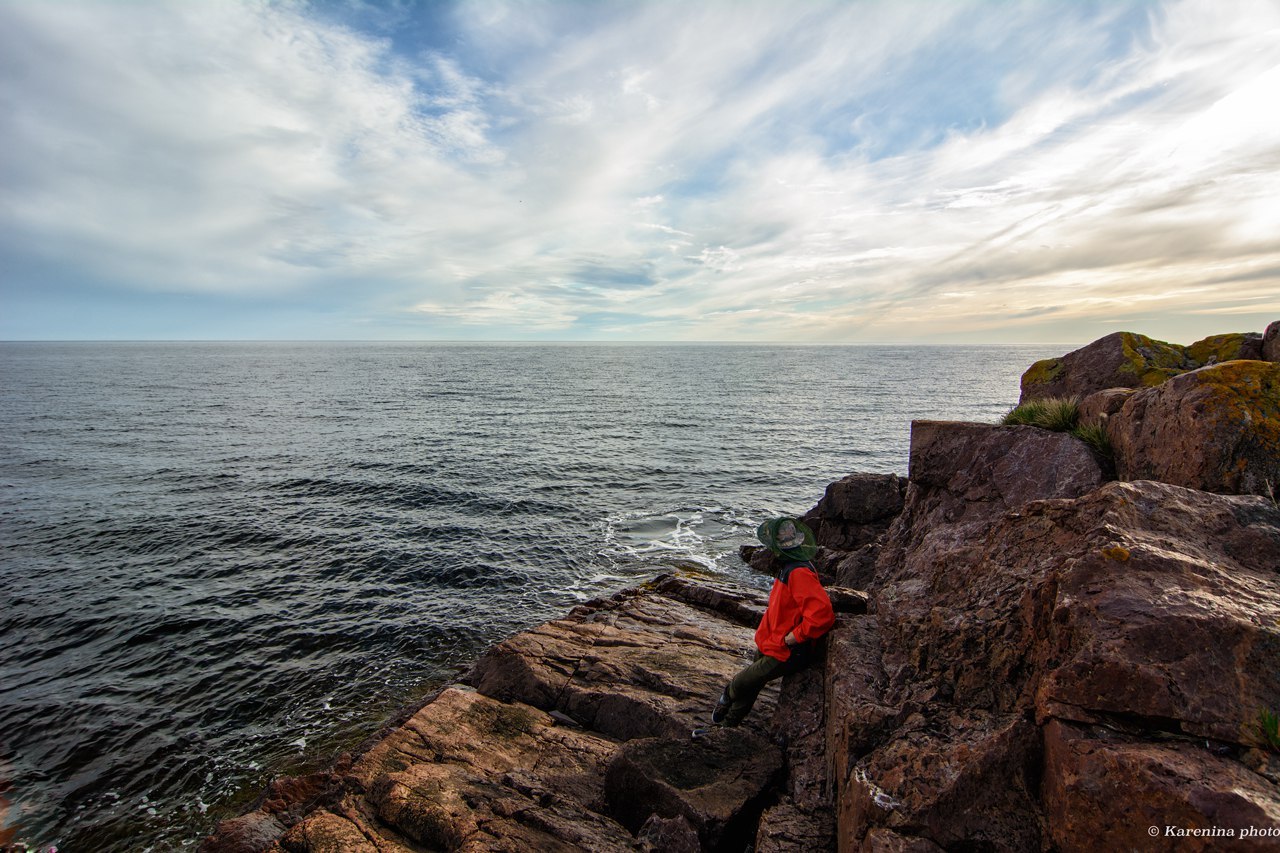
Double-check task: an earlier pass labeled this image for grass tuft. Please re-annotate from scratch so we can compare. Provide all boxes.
[1002,397,1080,431]
[1259,707,1280,753]
[1070,422,1112,459]
[1003,397,1116,473]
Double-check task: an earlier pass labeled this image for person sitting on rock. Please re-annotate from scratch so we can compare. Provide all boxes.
[712,517,835,727]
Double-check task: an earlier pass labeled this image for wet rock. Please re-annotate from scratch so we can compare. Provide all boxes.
[200,765,346,853]
[604,726,783,850]
[1076,386,1135,427]
[1108,360,1280,496]
[1019,331,1192,403]
[1042,719,1280,852]
[199,812,286,853]
[1265,320,1280,362]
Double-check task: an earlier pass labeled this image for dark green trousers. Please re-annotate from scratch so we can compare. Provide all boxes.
[721,646,812,726]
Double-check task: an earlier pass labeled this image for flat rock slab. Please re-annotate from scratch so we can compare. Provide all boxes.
[246,573,800,853]
[467,574,772,742]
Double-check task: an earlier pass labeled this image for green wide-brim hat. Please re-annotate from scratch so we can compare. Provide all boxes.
[756,517,818,562]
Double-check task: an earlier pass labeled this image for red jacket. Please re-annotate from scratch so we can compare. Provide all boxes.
[755,563,836,661]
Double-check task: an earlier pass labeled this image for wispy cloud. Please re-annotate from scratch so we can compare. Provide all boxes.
[1,0,1277,340]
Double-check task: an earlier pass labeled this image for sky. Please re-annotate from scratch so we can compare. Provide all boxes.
[1,0,1278,343]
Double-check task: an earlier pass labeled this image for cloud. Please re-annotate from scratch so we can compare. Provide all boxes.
[1,0,1277,340]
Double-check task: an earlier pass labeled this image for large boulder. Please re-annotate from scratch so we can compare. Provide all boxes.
[1076,387,1135,428]
[843,711,1044,852]
[1019,331,1192,403]
[352,686,636,851]
[1030,482,1280,747]
[904,421,1103,511]
[1108,360,1280,496]
[873,421,1103,592]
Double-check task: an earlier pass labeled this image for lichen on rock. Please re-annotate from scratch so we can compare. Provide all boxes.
[1187,331,1264,365]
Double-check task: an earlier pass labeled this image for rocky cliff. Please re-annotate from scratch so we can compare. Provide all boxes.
[203,325,1280,852]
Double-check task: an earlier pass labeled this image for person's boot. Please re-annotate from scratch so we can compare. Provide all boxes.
[711,688,731,724]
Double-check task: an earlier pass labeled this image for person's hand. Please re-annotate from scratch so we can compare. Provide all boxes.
[784,632,798,647]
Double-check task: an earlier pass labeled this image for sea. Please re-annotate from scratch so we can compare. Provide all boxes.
[0,341,1060,851]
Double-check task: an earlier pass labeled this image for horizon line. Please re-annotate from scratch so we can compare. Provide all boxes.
[0,338,1088,347]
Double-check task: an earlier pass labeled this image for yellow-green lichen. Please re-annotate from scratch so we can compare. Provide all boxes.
[1101,545,1130,562]
[1022,357,1064,388]
[1117,332,1190,387]
[1138,367,1185,387]
[1194,361,1280,446]
[1188,332,1254,366]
